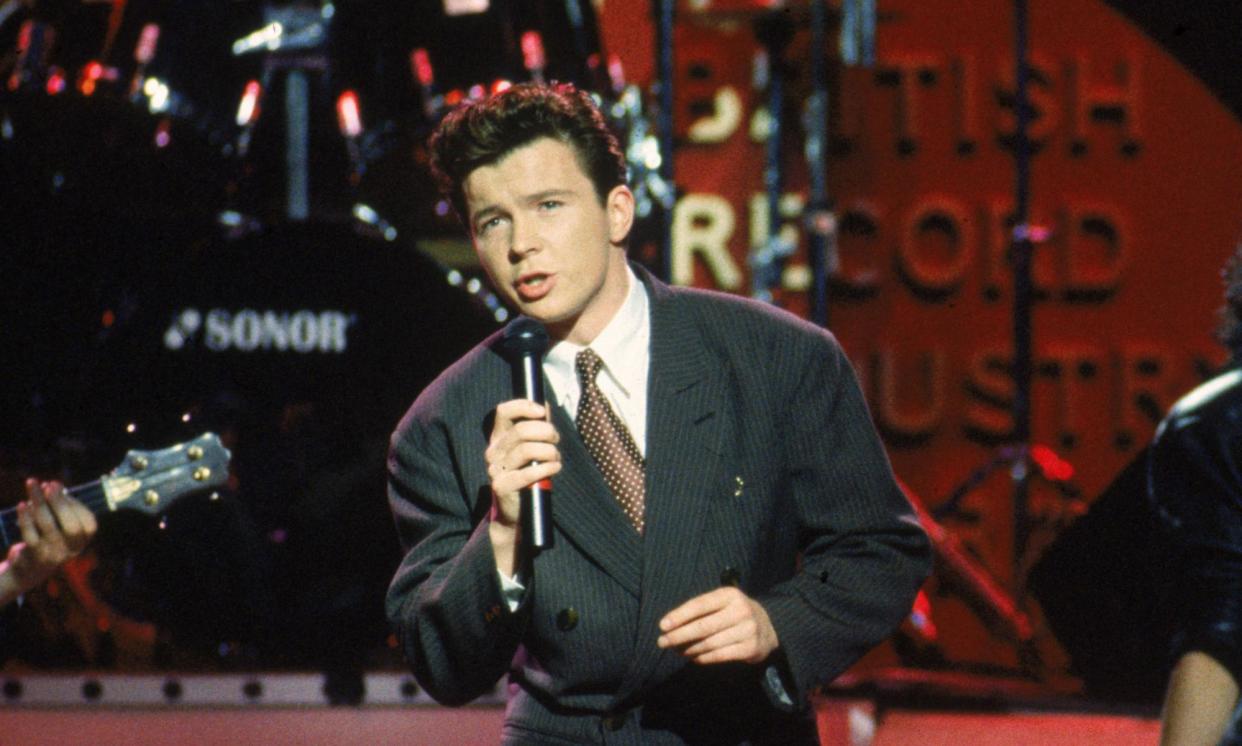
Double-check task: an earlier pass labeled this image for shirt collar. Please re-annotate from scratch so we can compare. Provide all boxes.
[545,265,650,403]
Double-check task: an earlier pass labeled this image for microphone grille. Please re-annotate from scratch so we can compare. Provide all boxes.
[502,317,549,355]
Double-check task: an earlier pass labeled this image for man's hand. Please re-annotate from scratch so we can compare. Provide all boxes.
[657,587,779,665]
[0,479,98,606]
[484,399,561,575]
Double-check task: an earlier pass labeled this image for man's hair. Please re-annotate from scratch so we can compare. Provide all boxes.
[428,82,628,221]
[1218,243,1242,361]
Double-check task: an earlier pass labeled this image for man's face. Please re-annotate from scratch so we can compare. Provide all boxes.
[463,137,634,345]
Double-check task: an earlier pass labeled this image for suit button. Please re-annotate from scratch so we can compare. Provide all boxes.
[556,607,579,631]
[720,566,741,587]
[602,711,628,731]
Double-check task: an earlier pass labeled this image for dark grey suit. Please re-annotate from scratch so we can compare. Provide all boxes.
[386,267,930,744]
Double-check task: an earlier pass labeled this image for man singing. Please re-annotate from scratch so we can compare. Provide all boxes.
[386,83,930,744]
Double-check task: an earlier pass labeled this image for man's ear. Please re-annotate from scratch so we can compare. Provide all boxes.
[607,185,636,245]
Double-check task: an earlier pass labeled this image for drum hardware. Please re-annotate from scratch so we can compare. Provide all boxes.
[804,0,832,326]
[748,8,797,306]
[925,2,1085,682]
[653,0,675,281]
[7,17,54,92]
[735,1,876,309]
[0,0,22,30]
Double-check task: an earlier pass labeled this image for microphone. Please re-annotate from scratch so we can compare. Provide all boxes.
[502,317,553,551]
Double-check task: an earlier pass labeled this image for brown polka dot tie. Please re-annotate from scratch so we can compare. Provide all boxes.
[575,348,646,533]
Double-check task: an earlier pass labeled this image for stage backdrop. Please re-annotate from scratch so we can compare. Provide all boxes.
[600,0,1242,673]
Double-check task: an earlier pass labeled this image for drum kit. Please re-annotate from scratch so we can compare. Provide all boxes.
[0,0,654,676]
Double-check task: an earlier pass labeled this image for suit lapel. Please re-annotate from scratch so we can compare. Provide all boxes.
[544,401,644,598]
[618,274,727,699]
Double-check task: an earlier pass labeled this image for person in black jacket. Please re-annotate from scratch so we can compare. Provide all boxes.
[1150,246,1242,745]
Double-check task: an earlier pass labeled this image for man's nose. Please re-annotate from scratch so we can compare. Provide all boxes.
[509,216,541,257]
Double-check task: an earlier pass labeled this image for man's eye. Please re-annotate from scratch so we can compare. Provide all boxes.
[538,200,562,210]
[478,217,502,233]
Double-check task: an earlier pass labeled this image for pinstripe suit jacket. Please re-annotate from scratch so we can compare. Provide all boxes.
[386,266,930,744]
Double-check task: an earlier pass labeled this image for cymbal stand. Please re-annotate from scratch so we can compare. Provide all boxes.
[934,0,1076,651]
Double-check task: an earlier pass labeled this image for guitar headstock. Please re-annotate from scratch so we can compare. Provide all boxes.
[101,432,231,516]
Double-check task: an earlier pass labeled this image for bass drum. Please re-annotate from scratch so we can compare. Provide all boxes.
[81,218,502,677]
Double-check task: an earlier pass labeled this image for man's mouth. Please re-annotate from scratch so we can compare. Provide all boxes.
[516,273,554,301]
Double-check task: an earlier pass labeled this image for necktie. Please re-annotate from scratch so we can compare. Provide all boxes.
[575,348,646,533]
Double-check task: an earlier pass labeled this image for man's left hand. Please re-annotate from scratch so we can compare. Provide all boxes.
[657,587,779,665]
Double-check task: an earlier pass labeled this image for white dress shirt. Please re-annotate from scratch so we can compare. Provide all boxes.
[542,265,651,452]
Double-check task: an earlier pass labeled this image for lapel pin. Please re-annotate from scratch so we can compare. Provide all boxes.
[733,475,744,498]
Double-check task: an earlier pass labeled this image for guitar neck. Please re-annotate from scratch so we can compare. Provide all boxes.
[0,433,230,554]
[0,480,110,553]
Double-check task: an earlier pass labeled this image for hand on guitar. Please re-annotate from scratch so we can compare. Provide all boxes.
[0,479,97,607]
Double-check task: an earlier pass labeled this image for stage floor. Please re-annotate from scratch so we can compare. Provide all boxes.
[0,670,1162,744]
[1,705,1161,745]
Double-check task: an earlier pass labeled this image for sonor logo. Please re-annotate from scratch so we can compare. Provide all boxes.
[164,308,357,353]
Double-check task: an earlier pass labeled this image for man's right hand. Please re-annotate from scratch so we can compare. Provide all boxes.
[484,399,561,576]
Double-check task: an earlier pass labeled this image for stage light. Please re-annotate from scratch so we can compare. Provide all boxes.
[45,69,65,95]
[134,23,160,64]
[79,60,103,96]
[521,31,546,75]
[154,118,171,149]
[232,23,283,56]
[144,78,170,113]
[236,80,261,126]
[336,90,362,137]
[410,48,434,87]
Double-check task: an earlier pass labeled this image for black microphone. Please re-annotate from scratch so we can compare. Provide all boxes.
[502,317,553,551]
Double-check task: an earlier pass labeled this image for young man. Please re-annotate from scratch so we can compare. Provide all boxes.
[386,83,930,744]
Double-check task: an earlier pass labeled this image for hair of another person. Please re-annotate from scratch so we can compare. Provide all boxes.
[427,82,628,222]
